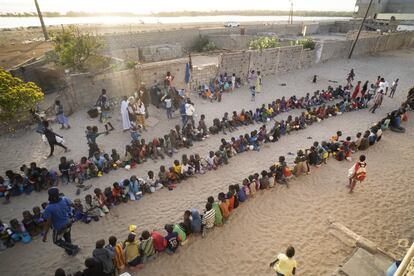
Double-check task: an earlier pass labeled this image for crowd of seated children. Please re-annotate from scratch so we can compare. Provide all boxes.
[54,103,408,274]
[1,76,368,204]
[198,73,241,102]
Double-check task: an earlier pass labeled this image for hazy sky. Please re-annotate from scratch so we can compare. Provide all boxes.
[1,0,357,14]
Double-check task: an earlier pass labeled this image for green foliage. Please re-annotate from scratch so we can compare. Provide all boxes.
[192,36,217,52]
[249,37,279,50]
[126,60,137,69]
[292,37,316,50]
[0,67,44,123]
[51,25,104,70]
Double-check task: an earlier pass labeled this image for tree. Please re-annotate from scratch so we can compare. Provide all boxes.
[51,25,104,70]
[0,67,44,124]
[249,37,279,50]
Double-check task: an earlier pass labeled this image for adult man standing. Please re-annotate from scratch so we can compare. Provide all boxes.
[42,187,79,255]
[120,96,131,132]
[185,99,195,127]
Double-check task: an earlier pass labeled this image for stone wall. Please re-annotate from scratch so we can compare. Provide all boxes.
[248,48,280,77]
[102,48,139,61]
[207,34,256,50]
[101,21,351,52]
[137,58,188,89]
[190,64,219,89]
[277,45,303,72]
[139,44,183,62]
[9,59,66,94]
[65,31,414,109]
[68,69,138,106]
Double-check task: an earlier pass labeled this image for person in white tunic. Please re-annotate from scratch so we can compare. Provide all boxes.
[120,96,131,132]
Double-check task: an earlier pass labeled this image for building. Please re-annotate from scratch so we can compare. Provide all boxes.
[354,0,414,21]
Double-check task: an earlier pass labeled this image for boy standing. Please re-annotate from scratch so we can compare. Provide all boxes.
[348,154,367,193]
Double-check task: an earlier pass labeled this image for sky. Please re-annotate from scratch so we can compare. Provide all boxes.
[0,0,357,14]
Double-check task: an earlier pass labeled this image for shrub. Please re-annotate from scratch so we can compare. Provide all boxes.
[193,36,217,52]
[126,60,137,69]
[50,25,104,70]
[293,37,316,50]
[249,36,279,50]
[0,67,44,124]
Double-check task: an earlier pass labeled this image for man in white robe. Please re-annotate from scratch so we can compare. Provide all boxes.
[120,96,131,131]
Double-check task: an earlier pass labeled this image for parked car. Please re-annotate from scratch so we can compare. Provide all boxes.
[224,22,240,28]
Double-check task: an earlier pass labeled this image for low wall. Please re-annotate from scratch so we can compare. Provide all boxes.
[67,31,414,109]
[137,58,188,88]
[207,34,256,50]
[101,21,352,51]
[68,69,138,106]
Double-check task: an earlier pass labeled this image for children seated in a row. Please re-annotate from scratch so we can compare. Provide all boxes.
[0,164,58,203]
[0,203,49,249]
[0,80,363,203]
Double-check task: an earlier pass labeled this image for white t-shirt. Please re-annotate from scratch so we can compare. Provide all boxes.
[164,98,172,109]
[377,82,386,93]
[185,103,195,116]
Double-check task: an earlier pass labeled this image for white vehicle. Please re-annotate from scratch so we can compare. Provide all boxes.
[224,22,240,28]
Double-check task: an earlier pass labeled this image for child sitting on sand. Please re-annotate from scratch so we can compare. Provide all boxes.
[218,192,230,223]
[9,219,31,244]
[21,210,40,237]
[139,230,156,263]
[164,224,180,254]
[124,233,142,268]
[105,236,125,273]
[269,246,297,276]
[208,196,223,226]
[85,194,105,219]
[147,171,163,192]
[201,202,216,237]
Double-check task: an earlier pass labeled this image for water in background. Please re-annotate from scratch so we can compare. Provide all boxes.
[1,15,350,29]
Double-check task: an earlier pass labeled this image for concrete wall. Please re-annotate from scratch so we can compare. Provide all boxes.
[68,69,138,106]
[384,0,414,13]
[248,48,280,77]
[101,21,350,52]
[67,31,414,108]
[9,59,66,94]
[208,34,256,50]
[190,64,219,89]
[218,51,251,82]
[139,44,183,62]
[137,58,188,89]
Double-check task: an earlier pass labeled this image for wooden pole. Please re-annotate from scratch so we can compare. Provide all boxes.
[348,0,374,59]
[34,0,49,41]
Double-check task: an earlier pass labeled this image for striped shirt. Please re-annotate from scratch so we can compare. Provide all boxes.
[202,208,216,229]
[139,237,155,257]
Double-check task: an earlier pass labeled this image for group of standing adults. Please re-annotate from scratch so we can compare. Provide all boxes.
[120,83,150,132]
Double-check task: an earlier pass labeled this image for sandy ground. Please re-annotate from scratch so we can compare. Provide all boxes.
[0,49,413,275]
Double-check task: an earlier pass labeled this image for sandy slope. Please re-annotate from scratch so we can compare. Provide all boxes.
[0,49,413,275]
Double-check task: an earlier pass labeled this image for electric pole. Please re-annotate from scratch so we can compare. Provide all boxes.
[34,0,49,41]
[348,0,374,59]
[288,1,294,24]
